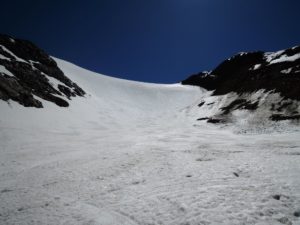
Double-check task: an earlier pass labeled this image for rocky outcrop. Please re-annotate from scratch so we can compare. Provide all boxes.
[0,34,85,107]
[182,45,300,122]
[182,46,300,100]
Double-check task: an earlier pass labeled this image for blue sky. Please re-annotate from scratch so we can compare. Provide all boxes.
[1,0,300,83]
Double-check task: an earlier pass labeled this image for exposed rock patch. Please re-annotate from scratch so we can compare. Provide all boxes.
[182,47,300,101]
[270,114,300,121]
[0,34,85,107]
[221,99,259,115]
[197,117,210,121]
[207,118,224,124]
[272,194,281,200]
[198,101,205,107]
[182,45,300,122]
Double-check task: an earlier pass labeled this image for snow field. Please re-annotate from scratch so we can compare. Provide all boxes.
[0,58,300,225]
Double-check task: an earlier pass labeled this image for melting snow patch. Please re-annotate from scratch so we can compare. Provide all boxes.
[269,53,300,65]
[251,64,261,70]
[265,50,285,63]
[281,68,292,74]
[0,45,27,63]
[0,65,14,77]
[0,53,11,61]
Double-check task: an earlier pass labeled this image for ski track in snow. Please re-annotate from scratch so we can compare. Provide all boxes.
[0,58,300,225]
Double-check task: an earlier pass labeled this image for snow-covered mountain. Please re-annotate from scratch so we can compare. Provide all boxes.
[1,34,300,128]
[1,35,300,225]
[182,46,300,126]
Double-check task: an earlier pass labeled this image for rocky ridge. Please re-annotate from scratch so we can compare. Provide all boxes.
[182,45,300,123]
[0,34,85,108]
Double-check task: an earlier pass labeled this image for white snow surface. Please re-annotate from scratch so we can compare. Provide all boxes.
[281,68,293,74]
[0,65,14,77]
[252,64,261,70]
[265,50,285,63]
[265,49,300,65]
[1,58,300,225]
[269,53,300,65]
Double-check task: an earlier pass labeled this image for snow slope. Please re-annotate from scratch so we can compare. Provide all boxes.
[1,58,300,225]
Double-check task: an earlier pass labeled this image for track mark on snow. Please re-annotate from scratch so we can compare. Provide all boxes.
[233,172,239,177]
[0,188,13,193]
[195,158,213,162]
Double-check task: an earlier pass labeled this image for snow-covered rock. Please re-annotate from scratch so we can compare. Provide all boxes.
[182,45,300,124]
[0,34,85,107]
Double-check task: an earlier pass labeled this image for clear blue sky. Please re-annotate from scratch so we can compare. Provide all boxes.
[1,0,300,83]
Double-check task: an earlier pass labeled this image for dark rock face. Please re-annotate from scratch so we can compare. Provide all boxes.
[182,46,300,101]
[270,114,300,121]
[183,45,300,122]
[197,117,209,121]
[220,99,258,115]
[0,34,85,107]
[197,101,205,107]
[207,118,224,124]
[182,71,218,90]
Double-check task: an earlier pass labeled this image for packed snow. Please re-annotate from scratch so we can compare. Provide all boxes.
[0,58,300,225]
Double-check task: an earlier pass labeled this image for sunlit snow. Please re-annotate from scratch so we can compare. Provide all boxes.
[0,58,300,225]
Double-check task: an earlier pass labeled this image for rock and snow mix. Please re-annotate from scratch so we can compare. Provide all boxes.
[0,65,14,77]
[281,68,293,74]
[1,58,300,225]
[0,35,85,108]
[269,53,300,65]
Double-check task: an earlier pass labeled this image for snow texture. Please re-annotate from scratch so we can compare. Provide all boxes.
[0,58,300,225]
